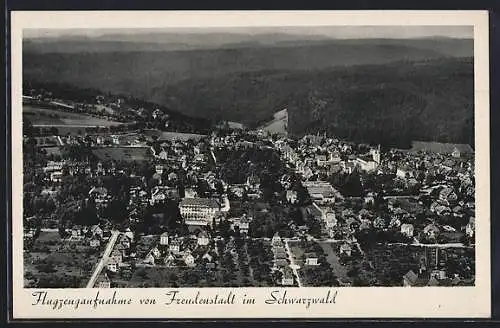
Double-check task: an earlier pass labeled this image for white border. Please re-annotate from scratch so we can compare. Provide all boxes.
[11,10,490,319]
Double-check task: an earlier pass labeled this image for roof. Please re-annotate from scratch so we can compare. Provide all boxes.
[411,141,474,154]
[304,252,318,258]
[403,270,418,285]
[180,198,220,208]
[198,231,210,238]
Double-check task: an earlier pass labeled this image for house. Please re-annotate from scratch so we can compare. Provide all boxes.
[304,253,319,266]
[50,171,63,182]
[169,240,181,253]
[143,252,155,265]
[184,253,195,267]
[281,267,295,286]
[202,252,213,262]
[89,239,100,248]
[90,225,103,239]
[423,224,441,240]
[106,258,119,272]
[124,228,134,242]
[466,217,475,237]
[71,226,84,240]
[164,253,176,267]
[439,187,458,206]
[403,270,419,287]
[197,231,210,246]
[160,232,169,245]
[150,247,161,258]
[96,274,111,288]
[155,165,164,175]
[339,243,352,257]
[150,188,167,205]
[271,233,283,247]
[325,212,337,229]
[401,223,415,237]
[286,190,298,204]
[179,198,220,226]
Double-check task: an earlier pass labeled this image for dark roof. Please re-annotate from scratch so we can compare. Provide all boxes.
[411,141,474,154]
[403,270,418,285]
[180,198,220,208]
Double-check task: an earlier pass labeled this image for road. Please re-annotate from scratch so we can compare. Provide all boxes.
[86,230,120,288]
[284,239,302,287]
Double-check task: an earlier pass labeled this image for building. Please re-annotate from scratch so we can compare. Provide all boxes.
[160,232,169,245]
[403,270,419,287]
[423,224,440,240]
[339,243,352,257]
[184,253,195,267]
[286,190,298,204]
[303,181,336,204]
[197,231,210,246]
[281,267,295,286]
[179,198,220,226]
[96,274,111,288]
[410,141,474,156]
[401,223,415,237]
[466,217,475,237]
[304,253,319,266]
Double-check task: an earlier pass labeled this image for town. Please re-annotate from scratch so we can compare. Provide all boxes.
[23,87,476,289]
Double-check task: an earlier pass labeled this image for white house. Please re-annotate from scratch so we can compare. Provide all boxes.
[197,231,210,246]
[304,253,319,266]
[160,232,169,245]
[401,223,415,237]
[184,253,195,267]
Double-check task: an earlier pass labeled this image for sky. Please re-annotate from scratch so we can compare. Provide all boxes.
[24,26,473,39]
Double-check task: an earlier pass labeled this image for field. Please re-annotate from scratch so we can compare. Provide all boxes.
[143,129,206,142]
[316,241,351,284]
[23,105,123,127]
[92,146,152,162]
[24,231,102,288]
[288,240,341,287]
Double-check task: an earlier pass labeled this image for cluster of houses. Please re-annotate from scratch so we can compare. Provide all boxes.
[402,247,474,287]
[270,233,295,286]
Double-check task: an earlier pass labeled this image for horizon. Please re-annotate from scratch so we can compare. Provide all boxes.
[23,26,473,40]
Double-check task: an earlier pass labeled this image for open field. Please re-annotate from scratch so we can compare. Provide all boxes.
[143,129,206,141]
[24,105,123,127]
[92,146,152,162]
[24,231,101,288]
[316,241,351,284]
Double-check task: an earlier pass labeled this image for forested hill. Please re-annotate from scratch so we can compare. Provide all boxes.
[23,38,472,98]
[161,57,474,148]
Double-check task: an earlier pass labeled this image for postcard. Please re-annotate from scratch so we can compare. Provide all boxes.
[10,10,490,319]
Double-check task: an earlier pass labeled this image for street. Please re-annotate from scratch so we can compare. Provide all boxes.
[85,230,120,288]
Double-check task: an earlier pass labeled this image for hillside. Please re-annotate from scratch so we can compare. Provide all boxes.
[23,38,472,101]
[161,57,474,148]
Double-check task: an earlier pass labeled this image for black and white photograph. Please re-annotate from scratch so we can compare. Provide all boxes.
[10,10,491,319]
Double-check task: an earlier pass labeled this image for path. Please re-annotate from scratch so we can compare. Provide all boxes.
[86,230,120,288]
[284,239,302,287]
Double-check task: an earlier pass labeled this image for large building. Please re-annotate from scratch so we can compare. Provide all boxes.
[303,181,336,204]
[179,198,220,226]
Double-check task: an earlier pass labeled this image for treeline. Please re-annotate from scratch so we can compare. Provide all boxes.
[162,57,474,148]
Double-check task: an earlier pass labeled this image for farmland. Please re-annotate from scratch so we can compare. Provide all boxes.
[24,231,102,288]
[23,105,123,127]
